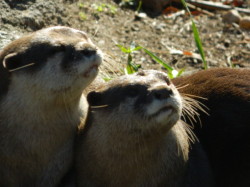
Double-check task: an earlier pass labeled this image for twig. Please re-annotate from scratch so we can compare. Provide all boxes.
[172,0,250,14]
[186,2,214,16]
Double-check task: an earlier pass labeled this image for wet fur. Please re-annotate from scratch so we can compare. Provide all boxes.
[172,68,250,187]
[0,26,102,186]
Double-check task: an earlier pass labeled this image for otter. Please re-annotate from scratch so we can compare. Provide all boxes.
[75,70,213,187]
[0,26,102,186]
[172,68,250,187]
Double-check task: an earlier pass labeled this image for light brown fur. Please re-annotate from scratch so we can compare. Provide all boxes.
[0,26,102,186]
[75,70,212,187]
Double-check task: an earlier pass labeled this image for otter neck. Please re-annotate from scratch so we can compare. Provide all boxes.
[86,119,189,186]
[1,83,86,129]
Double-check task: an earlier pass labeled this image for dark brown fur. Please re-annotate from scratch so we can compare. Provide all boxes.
[172,68,250,187]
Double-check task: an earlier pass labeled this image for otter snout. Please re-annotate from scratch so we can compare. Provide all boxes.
[151,86,173,100]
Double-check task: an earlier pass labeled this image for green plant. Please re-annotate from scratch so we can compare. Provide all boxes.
[79,12,87,20]
[116,43,142,74]
[92,3,105,12]
[108,4,118,14]
[78,2,85,8]
[136,0,142,12]
[92,3,117,14]
[116,43,183,78]
[141,47,183,79]
[180,0,208,69]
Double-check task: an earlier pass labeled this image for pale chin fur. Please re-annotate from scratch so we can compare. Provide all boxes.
[82,50,102,78]
[146,92,182,125]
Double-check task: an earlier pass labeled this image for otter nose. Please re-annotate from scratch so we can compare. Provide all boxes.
[81,47,97,57]
[152,88,173,100]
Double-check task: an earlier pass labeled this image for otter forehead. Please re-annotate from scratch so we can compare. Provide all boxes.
[1,26,91,57]
[0,26,98,72]
[87,70,177,110]
[33,26,92,48]
[0,26,102,99]
[98,70,171,92]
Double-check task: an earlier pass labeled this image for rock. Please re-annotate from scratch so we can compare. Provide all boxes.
[135,12,147,20]
[222,10,241,24]
[136,0,171,16]
[239,17,250,30]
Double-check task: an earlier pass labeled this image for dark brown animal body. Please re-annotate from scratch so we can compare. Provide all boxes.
[75,70,213,187]
[0,26,102,186]
[172,68,250,187]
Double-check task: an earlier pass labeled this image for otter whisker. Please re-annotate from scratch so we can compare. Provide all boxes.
[181,110,196,128]
[176,84,190,90]
[183,96,209,115]
[181,95,209,127]
[182,121,198,144]
[90,104,109,109]
[7,63,35,72]
[181,93,208,101]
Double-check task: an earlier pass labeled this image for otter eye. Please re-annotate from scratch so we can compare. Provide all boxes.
[127,88,139,97]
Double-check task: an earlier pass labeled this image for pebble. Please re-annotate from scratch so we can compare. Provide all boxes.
[239,17,250,30]
[136,0,171,15]
[135,12,147,19]
[222,10,241,24]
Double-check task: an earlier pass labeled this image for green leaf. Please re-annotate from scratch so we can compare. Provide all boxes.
[176,68,185,77]
[142,47,174,72]
[132,46,142,52]
[191,21,207,69]
[116,44,130,53]
[78,3,84,8]
[103,77,112,81]
[136,0,142,12]
[180,0,207,69]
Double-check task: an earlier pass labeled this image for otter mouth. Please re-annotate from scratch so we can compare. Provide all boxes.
[83,64,99,77]
[153,106,175,117]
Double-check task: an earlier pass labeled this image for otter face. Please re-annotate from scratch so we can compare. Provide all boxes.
[87,70,182,132]
[0,26,102,99]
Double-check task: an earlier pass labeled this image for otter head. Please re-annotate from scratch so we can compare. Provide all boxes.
[0,26,102,102]
[87,70,182,134]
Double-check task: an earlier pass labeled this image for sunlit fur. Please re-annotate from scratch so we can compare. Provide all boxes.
[75,70,210,187]
[0,26,102,186]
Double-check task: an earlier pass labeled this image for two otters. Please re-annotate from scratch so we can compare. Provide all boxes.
[76,69,213,187]
[0,26,249,186]
[76,68,250,187]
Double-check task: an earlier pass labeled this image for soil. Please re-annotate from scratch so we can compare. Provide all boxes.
[0,0,249,76]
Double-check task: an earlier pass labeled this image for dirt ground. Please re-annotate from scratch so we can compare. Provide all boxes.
[0,0,249,76]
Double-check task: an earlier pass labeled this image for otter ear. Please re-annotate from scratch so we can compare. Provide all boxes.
[87,91,103,106]
[3,53,21,71]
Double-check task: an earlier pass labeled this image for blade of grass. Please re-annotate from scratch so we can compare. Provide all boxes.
[141,47,177,79]
[142,47,174,72]
[191,21,207,69]
[180,0,208,69]
[136,0,142,12]
[116,44,130,53]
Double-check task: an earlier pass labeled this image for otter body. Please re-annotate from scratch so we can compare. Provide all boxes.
[0,26,102,186]
[76,70,212,187]
[172,68,250,187]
